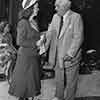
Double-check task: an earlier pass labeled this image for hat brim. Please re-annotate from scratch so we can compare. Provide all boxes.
[22,0,38,10]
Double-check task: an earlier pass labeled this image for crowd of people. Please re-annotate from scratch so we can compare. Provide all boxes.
[0,0,83,100]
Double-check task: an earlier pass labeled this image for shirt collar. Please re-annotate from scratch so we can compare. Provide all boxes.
[29,19,39,32]
[63,10,70,22]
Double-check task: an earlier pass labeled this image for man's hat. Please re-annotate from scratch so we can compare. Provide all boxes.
[22,0,38,10]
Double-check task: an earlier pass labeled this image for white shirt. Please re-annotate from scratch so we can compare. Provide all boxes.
[29,19,39,32]
[63,10,70,23]
[29,14,39,32]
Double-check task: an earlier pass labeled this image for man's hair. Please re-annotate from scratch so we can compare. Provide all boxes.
[55,0,71,6]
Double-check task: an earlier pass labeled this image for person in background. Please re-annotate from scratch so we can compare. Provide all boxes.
[45,0,83,100]
[0,21,16,80]
[8,0,41,100]
[3,22,17,81]
[1,21,16,53]
[0,20,13,46]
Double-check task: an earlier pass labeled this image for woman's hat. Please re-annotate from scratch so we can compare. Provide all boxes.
[22,0,38,10]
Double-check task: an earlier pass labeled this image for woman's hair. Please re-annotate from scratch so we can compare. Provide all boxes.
[18,1,38,20]
[18,7,32,20]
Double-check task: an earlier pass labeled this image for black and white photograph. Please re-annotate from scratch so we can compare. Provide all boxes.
[0,0,100,100]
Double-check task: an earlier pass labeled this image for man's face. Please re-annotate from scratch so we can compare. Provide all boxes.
[55,0,71,16]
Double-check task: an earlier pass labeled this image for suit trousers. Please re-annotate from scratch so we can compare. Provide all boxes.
[55,61,79,100]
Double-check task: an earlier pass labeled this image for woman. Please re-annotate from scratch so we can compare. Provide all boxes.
[8,0,41,100]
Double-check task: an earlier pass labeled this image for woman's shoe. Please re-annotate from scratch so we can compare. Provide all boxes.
[24,98,29,100]
[18,97,24,100]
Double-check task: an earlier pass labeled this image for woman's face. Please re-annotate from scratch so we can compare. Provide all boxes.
[33,3,39,16]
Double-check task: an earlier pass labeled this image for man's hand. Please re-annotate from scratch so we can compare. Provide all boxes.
[63,54,72,61]
[36,34,46,47]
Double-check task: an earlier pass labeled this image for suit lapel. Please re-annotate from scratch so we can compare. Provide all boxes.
[59,10,72,39]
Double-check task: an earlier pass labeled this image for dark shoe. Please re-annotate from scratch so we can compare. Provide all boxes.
[32,98,34,100]
[19,97,29,100]
[18,97,24,100]
[25,98,29,100]
[0,74,7,81]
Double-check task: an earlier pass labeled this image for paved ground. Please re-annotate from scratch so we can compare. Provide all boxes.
[0,70,100,100]
[76,71,100,97]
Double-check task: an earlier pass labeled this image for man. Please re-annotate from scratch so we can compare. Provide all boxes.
[45,0,83,100]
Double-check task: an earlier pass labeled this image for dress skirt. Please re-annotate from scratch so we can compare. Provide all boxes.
[8,49,41,98]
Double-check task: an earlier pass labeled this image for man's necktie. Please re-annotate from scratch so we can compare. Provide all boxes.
[58,16,63,38]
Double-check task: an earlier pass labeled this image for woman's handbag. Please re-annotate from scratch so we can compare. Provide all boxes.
[40,51,55,80]
[41,64,55,80]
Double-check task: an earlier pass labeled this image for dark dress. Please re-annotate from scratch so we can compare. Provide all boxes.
[8,19,41,98]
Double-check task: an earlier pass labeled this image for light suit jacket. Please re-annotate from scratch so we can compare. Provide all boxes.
[46,10,83,68]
